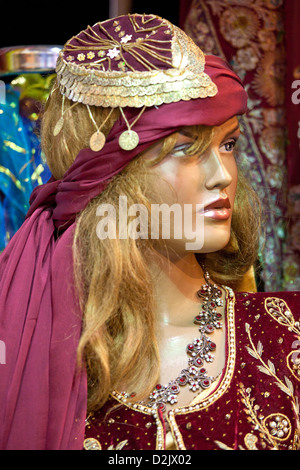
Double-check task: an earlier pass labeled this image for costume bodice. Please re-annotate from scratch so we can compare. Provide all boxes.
[84,288,300,450]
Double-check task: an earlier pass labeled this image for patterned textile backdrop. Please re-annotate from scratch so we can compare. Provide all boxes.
[181,0,300,292]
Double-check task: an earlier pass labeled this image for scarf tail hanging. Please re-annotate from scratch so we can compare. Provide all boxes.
[0,205,87,449]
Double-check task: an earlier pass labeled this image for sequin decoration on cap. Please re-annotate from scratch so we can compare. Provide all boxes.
[54,13,218,151]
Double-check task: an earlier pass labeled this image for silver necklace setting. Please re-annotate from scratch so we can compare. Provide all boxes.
[124,268,224,413]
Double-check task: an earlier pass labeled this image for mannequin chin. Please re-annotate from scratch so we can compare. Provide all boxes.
[142,116,240,259]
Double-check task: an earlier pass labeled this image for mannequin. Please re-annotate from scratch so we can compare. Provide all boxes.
[0,14,299,451]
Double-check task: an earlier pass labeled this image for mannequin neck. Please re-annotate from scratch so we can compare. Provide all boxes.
[150,251,208,327]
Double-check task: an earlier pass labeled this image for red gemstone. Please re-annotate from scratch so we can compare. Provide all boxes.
[216,313,222,318]
[188,344,194,350]
[200,368,206,374]
[210,342,216,350]
[203,380,210,386]
[198,286,207,296]
[156,384,162,390]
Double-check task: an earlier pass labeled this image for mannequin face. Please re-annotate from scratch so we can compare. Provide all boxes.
[142,116,240,258]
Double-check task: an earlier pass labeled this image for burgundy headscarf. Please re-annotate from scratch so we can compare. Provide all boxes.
[0,45,247,449]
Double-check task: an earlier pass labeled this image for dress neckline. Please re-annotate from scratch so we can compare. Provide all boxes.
[111,285,236,415]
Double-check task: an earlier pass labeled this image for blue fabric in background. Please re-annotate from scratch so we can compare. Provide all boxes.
[0,84,52,252]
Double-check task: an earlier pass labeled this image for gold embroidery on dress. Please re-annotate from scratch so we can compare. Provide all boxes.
[83,437,102,450]
[214,433,259,451]
[238,385,292,449]
[264,297,300,336]
[83,437,128,450]
[244,433,259,450]
[265,297,300,383]
[287,350,300,382]
[263,413,291,441]
[244,323,300,449]
[109,391,165,450]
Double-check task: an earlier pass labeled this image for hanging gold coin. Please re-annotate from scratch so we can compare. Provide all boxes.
[53,116,64,136]
[119,130,139,151]
[89,131,106,152]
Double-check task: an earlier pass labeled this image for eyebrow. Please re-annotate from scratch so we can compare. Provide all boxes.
[179,124,241,140]
[222,124,241,140]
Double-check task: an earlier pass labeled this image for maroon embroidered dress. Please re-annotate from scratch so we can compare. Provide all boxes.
[84,287,300,450]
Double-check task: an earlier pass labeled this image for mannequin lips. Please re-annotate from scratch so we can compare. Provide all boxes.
[198,197,231,220]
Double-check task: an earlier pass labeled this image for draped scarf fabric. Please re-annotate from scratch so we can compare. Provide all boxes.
[0,56,247,449]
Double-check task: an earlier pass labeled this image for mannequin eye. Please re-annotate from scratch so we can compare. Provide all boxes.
[171,142,195,158]
[220,139,237,153]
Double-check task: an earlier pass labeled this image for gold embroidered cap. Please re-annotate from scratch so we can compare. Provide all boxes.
[55,13,218,108]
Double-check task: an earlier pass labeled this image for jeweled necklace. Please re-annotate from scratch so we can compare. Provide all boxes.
[124,267,224,412]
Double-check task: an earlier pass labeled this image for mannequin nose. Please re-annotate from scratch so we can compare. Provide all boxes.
[205,150,233,190]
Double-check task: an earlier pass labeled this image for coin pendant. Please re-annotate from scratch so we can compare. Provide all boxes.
[119,130,139,151]
[53,116,64,136]
[89,131,106,152]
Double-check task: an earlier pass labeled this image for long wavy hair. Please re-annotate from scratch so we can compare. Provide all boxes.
[42,87,263,411]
